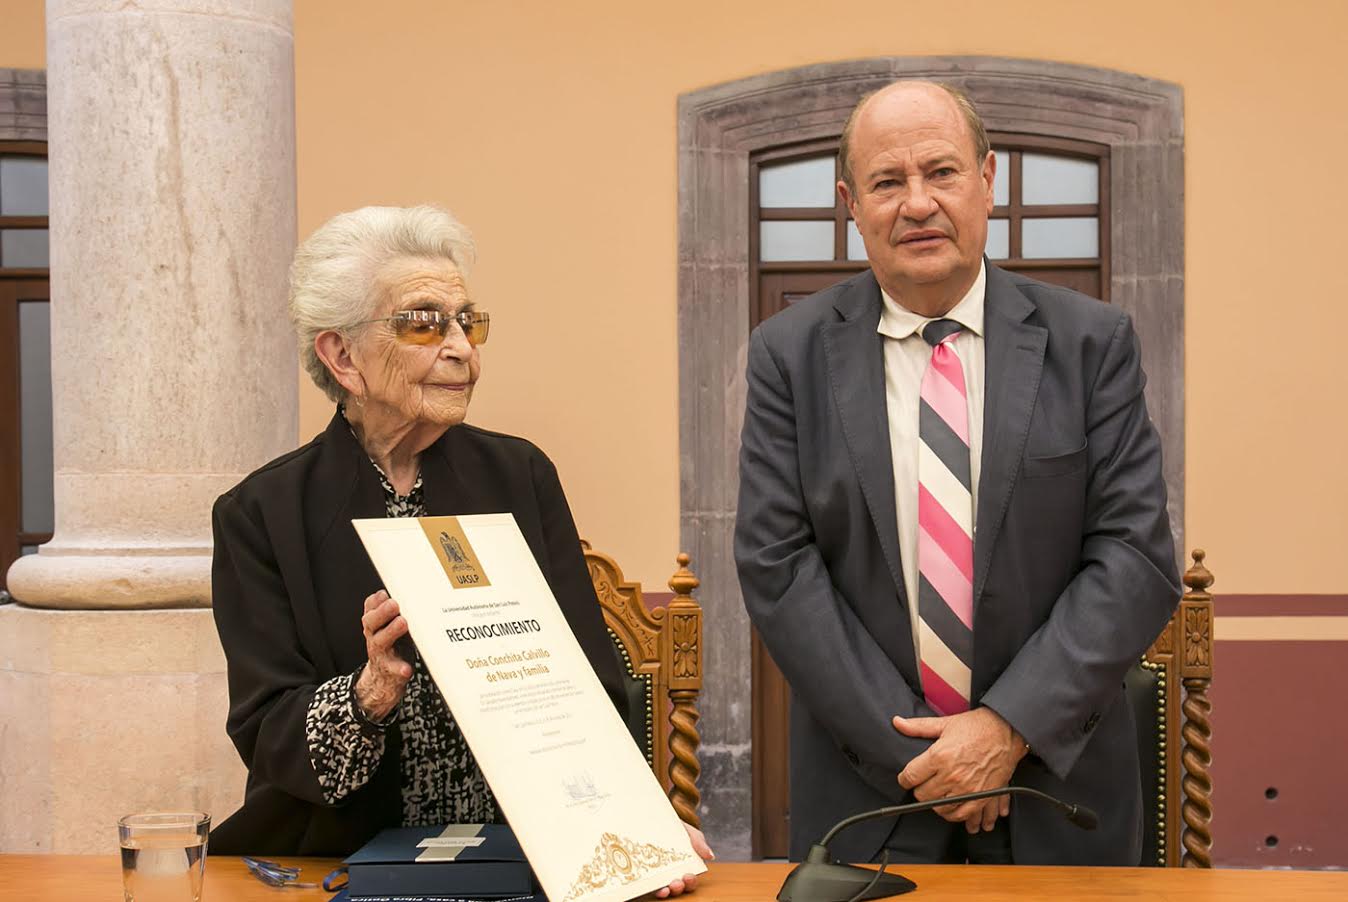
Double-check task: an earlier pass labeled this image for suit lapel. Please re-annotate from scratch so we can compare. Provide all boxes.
[974,265,1047,612]
[821,272,907,611]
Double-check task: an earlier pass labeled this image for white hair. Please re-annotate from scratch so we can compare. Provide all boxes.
[289,204,477,402]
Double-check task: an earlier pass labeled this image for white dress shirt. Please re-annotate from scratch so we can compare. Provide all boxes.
[877,261,986,663]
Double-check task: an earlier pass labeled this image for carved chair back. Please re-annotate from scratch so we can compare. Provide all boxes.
[1127,549,1214,867]
[581,540,703,828]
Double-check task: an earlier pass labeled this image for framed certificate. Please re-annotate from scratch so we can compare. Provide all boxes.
[353,514,706,902]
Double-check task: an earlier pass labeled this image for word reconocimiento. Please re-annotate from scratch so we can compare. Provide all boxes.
[445,619,543,643]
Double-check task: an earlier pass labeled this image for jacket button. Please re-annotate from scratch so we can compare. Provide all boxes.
[843,747,860,766]
[1084,712,1101,732]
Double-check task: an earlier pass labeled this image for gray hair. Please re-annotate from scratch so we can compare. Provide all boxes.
[289,204,477,402]
[838,81,990,193]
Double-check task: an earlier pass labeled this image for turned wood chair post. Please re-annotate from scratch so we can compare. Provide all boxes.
[582,539,704,830]
[664,553,703,829]
[1179,549,1215,868]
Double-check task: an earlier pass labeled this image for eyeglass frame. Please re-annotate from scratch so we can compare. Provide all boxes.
[349,308,490,347]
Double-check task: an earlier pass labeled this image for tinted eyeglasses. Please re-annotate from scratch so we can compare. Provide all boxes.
[355,309,490,347]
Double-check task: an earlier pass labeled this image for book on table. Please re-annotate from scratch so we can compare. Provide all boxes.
[344,824,538,900]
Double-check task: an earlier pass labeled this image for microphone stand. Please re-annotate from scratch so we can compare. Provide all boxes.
[776,785,1098,901]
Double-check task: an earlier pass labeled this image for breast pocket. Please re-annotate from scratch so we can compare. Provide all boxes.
[1020,440,1089,480]
[1008,439,1089,579]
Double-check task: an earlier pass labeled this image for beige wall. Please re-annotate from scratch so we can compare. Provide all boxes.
[6,0,1347,593]
[0,2,43,68]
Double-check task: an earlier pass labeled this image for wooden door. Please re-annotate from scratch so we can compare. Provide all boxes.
[0,277,52,592]
[1,143,52,595]
[750,267,862,858]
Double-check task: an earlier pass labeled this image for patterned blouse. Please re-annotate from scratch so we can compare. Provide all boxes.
[303,461,498,826]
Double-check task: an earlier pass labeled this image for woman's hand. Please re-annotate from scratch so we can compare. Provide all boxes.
[353,590,414,722]
[653,823,714,898]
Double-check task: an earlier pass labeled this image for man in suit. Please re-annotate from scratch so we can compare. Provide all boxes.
[734,81,1180,865]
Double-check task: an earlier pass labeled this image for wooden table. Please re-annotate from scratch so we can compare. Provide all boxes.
[5,855,1348,900]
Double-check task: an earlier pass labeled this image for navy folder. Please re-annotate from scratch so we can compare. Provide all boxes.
[344,824,536,899]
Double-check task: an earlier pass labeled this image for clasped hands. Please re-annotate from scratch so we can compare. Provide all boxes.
[893,707,1028,834]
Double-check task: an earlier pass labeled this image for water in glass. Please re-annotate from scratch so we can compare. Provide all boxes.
[118,812,208,902]
[120,832,205,902]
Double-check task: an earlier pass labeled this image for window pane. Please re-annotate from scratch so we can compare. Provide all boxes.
[1,229,50,267]
[760,220,834,262]
[759,156,837,209]
[20,300,54,535]
[1022,153,1098,205]
[993,150,1010,206]
[846,220,867,261]
[1021,217,1099,259]
[986,219,1010,260]
[0,156,49,216]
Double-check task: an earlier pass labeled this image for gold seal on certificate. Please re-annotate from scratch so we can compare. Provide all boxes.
[353,514,706,902]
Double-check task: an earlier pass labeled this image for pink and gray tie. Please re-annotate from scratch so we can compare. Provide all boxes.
[917,318,973,716]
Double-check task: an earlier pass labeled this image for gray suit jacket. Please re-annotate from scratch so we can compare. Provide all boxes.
[734,264,1180,864]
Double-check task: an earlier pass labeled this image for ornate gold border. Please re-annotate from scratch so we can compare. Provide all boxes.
[563,832,687,901]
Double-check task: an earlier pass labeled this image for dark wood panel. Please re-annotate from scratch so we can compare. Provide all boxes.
[1016,267,1101,300]
[758,261,868,274]
[755,271,853,325]
[998,258,1098,270]
[759,208,837,221]
[0,278,49,592]
[751,629,792,858]
[0,216,47,229]
[993,204,1097,218]
[992,132,1111,158]
[0,141,47,156]
[750,269,851,858]
[0,282,23,590]
[752,137,840,167]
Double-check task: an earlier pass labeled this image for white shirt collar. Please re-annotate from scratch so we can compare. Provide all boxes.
[877,259,986,341]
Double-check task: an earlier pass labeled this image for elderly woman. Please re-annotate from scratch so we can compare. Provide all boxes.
[210,206,710,894]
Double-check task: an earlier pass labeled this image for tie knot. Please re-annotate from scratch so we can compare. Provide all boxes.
[921,318,963,347]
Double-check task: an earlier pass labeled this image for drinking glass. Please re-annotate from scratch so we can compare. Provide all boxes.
[118,812,210,902]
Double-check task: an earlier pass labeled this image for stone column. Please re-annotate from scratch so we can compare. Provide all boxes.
[0,0,296,852]
[8,0,297,609]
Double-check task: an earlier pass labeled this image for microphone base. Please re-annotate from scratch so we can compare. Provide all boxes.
[776,855,917,901]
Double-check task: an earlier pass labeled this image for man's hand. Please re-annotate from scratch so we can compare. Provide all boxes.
[894,708,1027,833]
[652,823,714,898]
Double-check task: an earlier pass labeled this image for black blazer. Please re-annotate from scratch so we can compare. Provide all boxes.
[209,412,627,856]
[735,265,1180,864]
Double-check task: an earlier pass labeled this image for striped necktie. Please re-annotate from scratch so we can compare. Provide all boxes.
[916,318,973,716]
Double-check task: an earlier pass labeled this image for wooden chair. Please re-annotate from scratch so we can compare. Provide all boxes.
[581,540,703,828]
[1125,549,1215,866]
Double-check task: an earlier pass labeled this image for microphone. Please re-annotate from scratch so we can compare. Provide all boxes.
[777,785,1098,902]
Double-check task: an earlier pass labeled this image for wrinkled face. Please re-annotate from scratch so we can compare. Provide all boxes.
[839,84,995,299]
[349,256,480,428]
